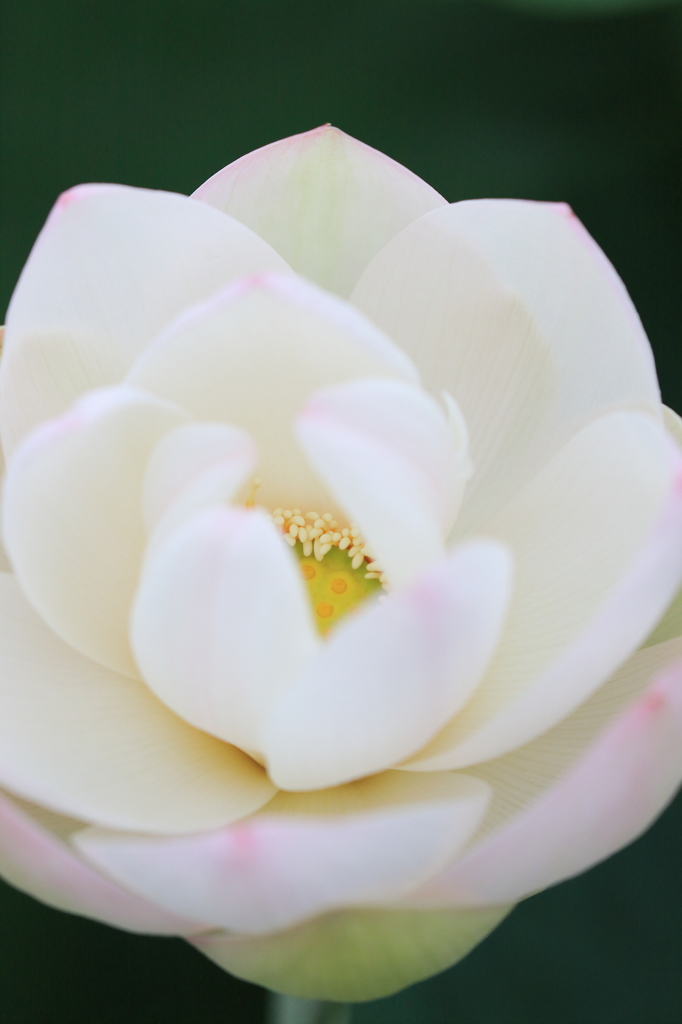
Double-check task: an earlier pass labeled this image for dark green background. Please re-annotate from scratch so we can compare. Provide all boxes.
[1,1,682,1021]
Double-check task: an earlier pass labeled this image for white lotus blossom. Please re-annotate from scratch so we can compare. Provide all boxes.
[1,126,682,1001]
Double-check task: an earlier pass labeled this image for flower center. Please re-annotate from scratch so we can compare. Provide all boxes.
[268,507,386,634]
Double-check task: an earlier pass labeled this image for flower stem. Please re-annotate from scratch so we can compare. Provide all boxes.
[266,993,352,1024]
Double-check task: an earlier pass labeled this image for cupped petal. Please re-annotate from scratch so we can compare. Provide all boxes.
[408,654,682,908]
[0,573,275,833]
[127,273,417,513]
[192,125,447,298]
[0,790,207,934]
[2,385,187,678]
[297,379,472,589]
[131,507,318,754]
[262,540,513,791]
[73,773,490,935]
[402,412,682,771]
[190,904,511,1002]
[142,421,257,549]
[0,185,289,456]
[352,200,661,531]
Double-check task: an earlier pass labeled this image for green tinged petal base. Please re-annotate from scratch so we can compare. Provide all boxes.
[190,904,512,1002]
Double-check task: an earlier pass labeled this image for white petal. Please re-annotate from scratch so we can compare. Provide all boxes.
[73,773,490,935]
[1,184,289,455]
[352,200,661,530]
[127,273,417,514]
[262,540,513,790]
[192,126,447,298]
[403,411,682,770]
[142,421,257,548]
[408,654,682,907]
[0,790,206,934]
[131,508,319,754]
[297,379,472,589]
[0,574,275,833]
[2,386,187,677]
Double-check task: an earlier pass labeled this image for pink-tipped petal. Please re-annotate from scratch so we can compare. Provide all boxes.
[352,200,660,530]
[297,379,472,589]
[408,656,682,907]
[1,184,289,455]
[192,126,447,298]
[131,508,319,754]
[74,772,490,935]
[0,790,206,934]
[262,540,513,791]
[2,386,187,678]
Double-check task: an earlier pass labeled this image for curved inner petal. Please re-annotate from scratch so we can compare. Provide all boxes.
[262,540,513,791]
[192,125,447,298]
[2,385,187,678]
[1,184,289,456]
[0,574,275,834]
[127,274,417,514]
[352,200,661,532]
[131,507,319,755]
[297,379,472,589]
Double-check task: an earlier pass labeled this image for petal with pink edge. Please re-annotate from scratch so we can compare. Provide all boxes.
[192,126,447,298]
[0,574,275,833]
[0,790,207,934]
[403,411,682,770]
[127,274,417,514]
[73,772,490,935]
[352,200,660,531]
[0,184,289,455]
[407,655,682,907]
[131,508,319,755]
[262,540,513,791]
[2,386,187,678]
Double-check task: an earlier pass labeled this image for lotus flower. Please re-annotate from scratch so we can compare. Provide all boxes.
[1,126,682,1003]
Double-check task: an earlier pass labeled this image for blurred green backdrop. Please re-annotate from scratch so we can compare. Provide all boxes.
[1,1,682,1021]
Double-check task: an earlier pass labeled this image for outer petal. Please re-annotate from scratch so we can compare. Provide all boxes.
[262,540,513,790]
[127,273,417,513]
[74,773,490,935]
[408,655,682,907]
[297,379,472,589]
[0,790,206,935]
[192,126,447,298]
[0,184,289,455]
[2,386,187,678]
[190,904,511,1002]
[0,574,275,833]
[403,412,682,770]
[352,200,661,530]
[131,508,319,754]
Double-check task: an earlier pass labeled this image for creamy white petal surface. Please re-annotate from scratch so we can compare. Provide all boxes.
[127,273,417,513]
[0,185,289,455]
[352,200,660,530]
[0,574,275,833]
[2,386,187,678]
[404,411,682,769]
[74,773,490,935]
[262,541,513,790]
[0,790,207,934]
[297,379,471,589]
[407,656,682,907]
[131,508,318,754]
[192,126,447,298]
[142,421,257,551]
